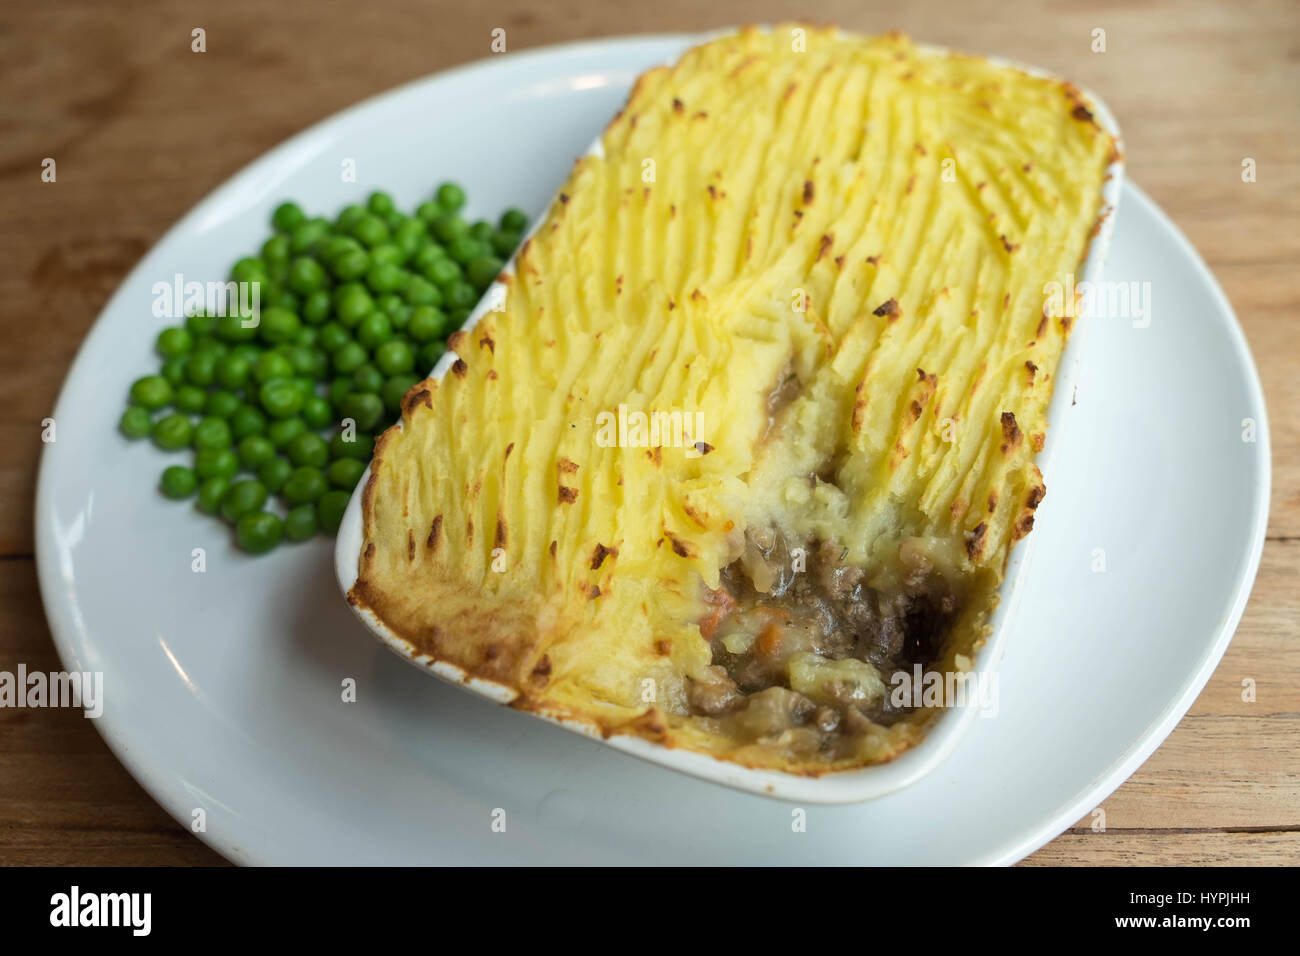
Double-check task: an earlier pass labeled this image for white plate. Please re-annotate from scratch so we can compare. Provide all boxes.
[331,36,1126,804]
[36,34,1270,864]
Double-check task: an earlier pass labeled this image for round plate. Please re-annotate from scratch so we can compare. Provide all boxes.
[36,34,1270,865]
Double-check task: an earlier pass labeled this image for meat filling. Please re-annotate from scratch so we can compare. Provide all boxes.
[687,530,963,758]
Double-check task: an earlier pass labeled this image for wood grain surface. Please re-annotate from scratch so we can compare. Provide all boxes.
[1,0,1295,866]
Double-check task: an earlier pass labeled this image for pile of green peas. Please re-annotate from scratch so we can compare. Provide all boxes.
[120,183,528,554]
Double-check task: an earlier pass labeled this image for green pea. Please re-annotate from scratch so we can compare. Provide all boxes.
[231,256,268,285]
[160,356,187,386]
[192,416,233,450]
[258,456,293,494]
[428,258,462,288]
[130,375,173,410]
[327,457,367,489]
[403,275,440,306]
[366,245,402,270]
[160,465,198,499]
[236,511,283,554]
[416,200,442,223]
[302,395,334,430]
[431,214,469,244]
[351,214,389,248]
[287,432,330,469]
[196,475,230,515]
[120,405,153,439]
[436,182,466,212]
[328,377,352,409]
[290,218,331,255]
[195,447,239,480]
[332,341,368,374]
[467,255,504,289]
[329,248,369,281]
[329,430,373,462]
[356,313,393,350]
[374,293,405,319]
[393,219,426,259]
[336,204,367,232]
[382,374,420,414]
[267,416,307,449]
[367,191,395,216]
[193,338,228,360]
[318,323,350,353]
[288,256,326,294]
[322,234,361,258]
[232,342,263,364]
[262,233,291,264]
[447,306,471,326]
[365,261,405,294]
[186,312,218,338]
[407,306,446,343]
[151,413,193,450]
[174,384,207,415]
[284,503,319,542]
[351,364,385,394]
[317,489,350,535]
[491,230,522,258]
[469,220,494,243]
[237,434,276,469]
[216,353,252,389]
[272,201,306,233]
[418,341,447,371]
[302,288,332,324]
[445,281,478,310]
[220,479,268,523]
[374,340,415,376]
[216,313,259,343]
[205,390,242,420]
[294,326,319,348]
[284,345,324,377]
[254,350,294,384]
[230,404,267,440]
[267,287,299,313]
[413,244,447,277]
[341,392,384,432]
[260,379,304,419]
[282,466,328,504]
[500,208,528,233]
[334,285,373,327]
[258,307,301,345]
[448,236,485,265]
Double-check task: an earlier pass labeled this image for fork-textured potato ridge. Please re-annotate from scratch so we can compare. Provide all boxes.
[350,26,1116,772]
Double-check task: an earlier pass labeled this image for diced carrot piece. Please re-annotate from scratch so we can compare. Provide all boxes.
[757,622,784,657]
[699,588,737,640]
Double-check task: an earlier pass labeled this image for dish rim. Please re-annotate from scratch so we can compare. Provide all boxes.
[334,29,1128,804]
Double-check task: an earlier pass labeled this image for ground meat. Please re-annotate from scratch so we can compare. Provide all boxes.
[813,706,840,733]
[730,687,817,739]
[692,531,965,747]
[686,665,743,715]
[840,705,875,736]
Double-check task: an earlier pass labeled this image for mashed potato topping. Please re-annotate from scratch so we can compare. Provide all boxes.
[350,26,1117,772]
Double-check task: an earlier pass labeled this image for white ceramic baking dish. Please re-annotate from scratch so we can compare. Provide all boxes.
[335,31,1125,804]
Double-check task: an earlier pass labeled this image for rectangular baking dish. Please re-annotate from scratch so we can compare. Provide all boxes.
[335,33,1125,804]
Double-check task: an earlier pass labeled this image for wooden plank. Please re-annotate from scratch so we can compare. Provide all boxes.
[1,0,1296,865]
[1024,829,1300,866]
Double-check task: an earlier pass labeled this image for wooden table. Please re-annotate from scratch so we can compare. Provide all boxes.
[1,0,1295,866]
